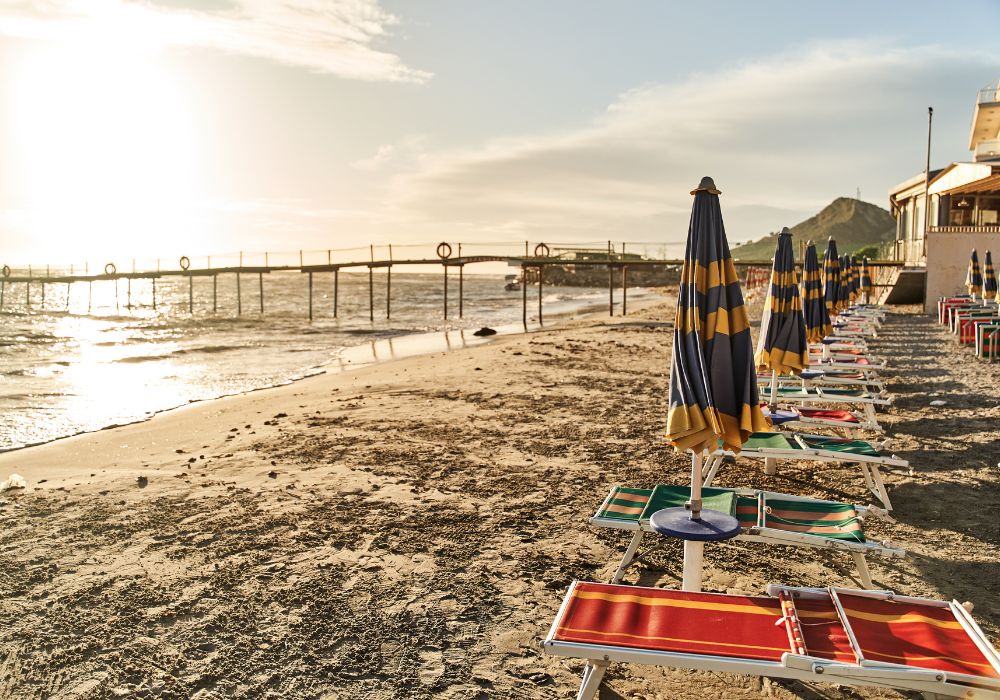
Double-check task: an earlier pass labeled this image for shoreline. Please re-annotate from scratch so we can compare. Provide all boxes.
[0,291,667,459]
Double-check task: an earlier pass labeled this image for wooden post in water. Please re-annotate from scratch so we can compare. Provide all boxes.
[212,275,217,313]
[369,245,375,322]
[65,282,70,312]
[308,272,314,321]
[522,264,527,328]
[443,263,448,320]
[259,273,264,314]
[458,243,464,319]
[333,268,339,318]
[1,280,5,310]
[237,273,242,316]
[127,277,132,310]
[25,279,30,310]
[608,240,614,317]
[622,265,628,316]
[188,275,194,314]
[88,281,92,313]
[152,278,157,311]
[538,263,544,326]
[386,244,392,320]
[114,279,120,315]
[40,281,45,309]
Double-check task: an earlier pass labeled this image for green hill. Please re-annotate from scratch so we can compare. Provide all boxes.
[732,197,895,260]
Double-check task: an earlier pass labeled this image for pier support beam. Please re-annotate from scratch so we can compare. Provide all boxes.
[188,275,194,314]
[308,272,314,321]
[522,265,527,329]
[622,265,628,316]
[237,273,242,316]
[211,275,217,313]
[538,264,544,327]
[259,273,264,314]
[1,280,5,310]
[152,278,157,311]
[26,280,30,310]
[127,277,132,310]
[386,266,392,319]
[369,266,374,322]
[459,264,464,318]
[333,269,339,318]
[88,281,92,313]
[443,264,448,320]
[608,264,614,316]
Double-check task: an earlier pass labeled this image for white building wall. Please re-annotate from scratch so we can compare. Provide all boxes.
[924,231,1000,312]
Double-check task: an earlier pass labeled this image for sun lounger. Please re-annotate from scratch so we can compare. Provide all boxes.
[977,324,1000,360]
[706,431,906,513]
[757,369,884,392]
[592,484,902,588]
[810,354,886,371]
[764,387,889,432]
[543,582,1000,700]
[959,316,1000,345]
[764,404,882,433]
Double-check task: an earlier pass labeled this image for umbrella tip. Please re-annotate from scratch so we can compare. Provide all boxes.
[690,176,721,195]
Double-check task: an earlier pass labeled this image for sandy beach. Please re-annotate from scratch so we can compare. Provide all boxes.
[2,299,999,700]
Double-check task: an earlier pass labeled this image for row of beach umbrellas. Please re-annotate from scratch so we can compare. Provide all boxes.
[663,177,876,591]
[966,249,998,300]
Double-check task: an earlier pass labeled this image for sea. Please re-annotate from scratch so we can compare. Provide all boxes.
[0,270,660,451]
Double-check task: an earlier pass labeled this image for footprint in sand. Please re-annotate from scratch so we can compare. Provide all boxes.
[417,647,444,685]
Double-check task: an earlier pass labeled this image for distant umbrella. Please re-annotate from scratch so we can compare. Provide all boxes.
[967,249,983,299]
[985,251,997,301]
[836,255,852,311]
[823,238,841,315]
[802,241,832,342]
[851,255,862,302]
[755,228,808,406]
[861,257,873,302]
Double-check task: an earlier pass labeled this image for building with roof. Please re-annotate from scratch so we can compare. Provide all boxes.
[888,81,1000,311]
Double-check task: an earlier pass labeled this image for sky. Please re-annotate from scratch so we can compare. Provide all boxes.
[0,0,998,265]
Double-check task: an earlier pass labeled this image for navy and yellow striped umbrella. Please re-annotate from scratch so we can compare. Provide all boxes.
[967,249,983,298]
[802,241,832,342]
[755,228,808,375]
[984,250,997,301]
[667,177,768,455]
[861,257,873,302]
[822,238,841,315]
[850,255,862,302]
[836,254,852,311]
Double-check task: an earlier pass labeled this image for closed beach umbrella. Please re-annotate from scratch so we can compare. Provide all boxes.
[802,241,832,342]
[967,249,983,299]
[836,255,852,311]
[755,228,808,405]
[663,176,768,591]
[851,255,862,302]
[984,251,997,301]
[861,257,873,303]
[823,238,841,316]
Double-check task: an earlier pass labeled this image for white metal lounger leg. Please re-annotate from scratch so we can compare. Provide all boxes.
[702,453,723,485]
[576,660,608,700]
[867,463,893,513]
[611,531,644,584]
[851,552,874,589]
[763,457,778,475]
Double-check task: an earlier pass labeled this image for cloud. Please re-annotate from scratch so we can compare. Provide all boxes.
[383,41,998,246]
[0,0,430,82]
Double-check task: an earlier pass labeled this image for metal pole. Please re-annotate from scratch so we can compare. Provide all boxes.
[538,263,543,326]
[237,273,242,315]
[922,106,934,257]
[308,271,313,321]
[259,273,264,314]
[622,265,628,316]
[333,269,339,318]
[188,275,193,314]
[682,451,705,592]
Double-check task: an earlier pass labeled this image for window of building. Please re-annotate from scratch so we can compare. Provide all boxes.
[949,195,976,226]
[977,196,1000,226]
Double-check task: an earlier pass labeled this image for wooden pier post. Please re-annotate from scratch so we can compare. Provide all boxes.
[522,265,528,328]
[152,278,157,311]
[114,279,120,315]
[386,244,392,320]
[607,240,613,317]
[259,273,264,314]
[368,267,374,322]
[41,280,45,308]
[443,263,448,320]
[65,283,70,312]
[188,275,194,314]
[212,275,217,313]
[333,269,339,318]
[0,280,4,310]
[538,264,544,326]
[308,272,314,321]
[622,265,628,316]
[88,281,92,313]
[127,277,131,310]
[237,273,242,316]
[458,243,463,319]
[26,280,30,310]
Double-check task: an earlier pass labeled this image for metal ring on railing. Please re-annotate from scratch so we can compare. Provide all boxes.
[179,255,191,271]
[533,243,550,258]
[1,265,9,278]
[436,242,453,259]
[104,263,117,275]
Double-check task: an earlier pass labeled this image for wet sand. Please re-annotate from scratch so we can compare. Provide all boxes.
[1,301,998,699]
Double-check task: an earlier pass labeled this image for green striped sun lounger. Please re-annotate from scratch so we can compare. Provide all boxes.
[592,484,903,589]
[705,432,908,514]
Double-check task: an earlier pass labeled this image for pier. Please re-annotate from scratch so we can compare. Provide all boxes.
[0,242,904,326]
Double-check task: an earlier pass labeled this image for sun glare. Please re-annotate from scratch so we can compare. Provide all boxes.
[11,42,202,264]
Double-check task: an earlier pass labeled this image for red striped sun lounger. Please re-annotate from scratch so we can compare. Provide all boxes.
[543,582,1000,699]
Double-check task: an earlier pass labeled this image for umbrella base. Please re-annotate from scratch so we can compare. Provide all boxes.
[649,507,741,542]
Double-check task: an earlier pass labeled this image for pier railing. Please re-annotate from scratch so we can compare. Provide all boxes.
[0,241,903,325]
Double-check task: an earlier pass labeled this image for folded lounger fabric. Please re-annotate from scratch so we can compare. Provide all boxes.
[706,431,906,513]
[764,402,883,434]
[543,582,1000,700]
[757,369,885,391]
[810,354,887,372]
[591,484,902,589]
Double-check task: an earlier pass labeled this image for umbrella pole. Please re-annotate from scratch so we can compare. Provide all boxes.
[769,369,778,408]
[682,450,705,592]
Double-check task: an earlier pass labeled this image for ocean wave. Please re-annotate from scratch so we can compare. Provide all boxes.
[115,344,244,363]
